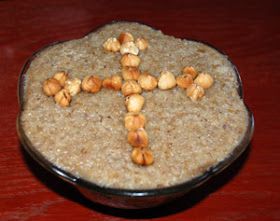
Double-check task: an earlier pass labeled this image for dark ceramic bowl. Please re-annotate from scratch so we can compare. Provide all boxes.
[17,22,254,209]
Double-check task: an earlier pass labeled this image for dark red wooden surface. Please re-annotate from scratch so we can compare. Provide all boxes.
[0,0,280,220]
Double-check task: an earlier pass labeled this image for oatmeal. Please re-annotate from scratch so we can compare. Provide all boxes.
[20,22,248,189]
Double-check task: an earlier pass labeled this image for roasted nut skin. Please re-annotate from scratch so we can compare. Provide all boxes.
[82,75,102,93]
[65,78,81,96]
[125,112,146,131]
[138,72,158,91]
[176,73,193,89]
[182,66,198,79]
[135,38,148,50]
[125,94,145,113]
[118,32,134,44]
[103,37,121,52]
[122,67,141,80]
[121,80,142,96]
[42,78,62,96]
[102,74,122,90]
[194,73,214,89]
[120,54,141,67]
[53,71,68,86]
[127,128,148,148]
[158,70,177,90]
[131,148,154,166]
[120,42,139,55]
[54,89,71,107]
[186,83,205,101]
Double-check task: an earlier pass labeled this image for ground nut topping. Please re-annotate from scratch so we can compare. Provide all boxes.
[42,78,62,96]
[138,72,157,91]
[122,67,141,80]
[120,54,141,67]
[131,148,154,166]
[176,73,193,89]
[103,37,121,52]
[182,66,198,79]
[65,78,81,96]
[121,80,142,96]
[81,75,102,93]
[135,37,148,50]
[118,32,134,44]
[120,42,139,55]
[102,74,122,90]
[54,89,71,107]
[127,128,149,148]
[158,70,177,90]
[125,94,145,113]
[194,73,214,89]
[53,71,68,86]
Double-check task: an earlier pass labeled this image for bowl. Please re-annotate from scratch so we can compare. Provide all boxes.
[17,23,254,209]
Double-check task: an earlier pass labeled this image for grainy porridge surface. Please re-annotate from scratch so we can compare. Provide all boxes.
[20,22,248,189]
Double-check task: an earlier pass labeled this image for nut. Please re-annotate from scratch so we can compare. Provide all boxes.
[186,83,205,101]
[118,32,134,44]
[53,71,68,86]
[103,37,121,52]
[65,78,81,96]
[135,38,148,50]
[131,148,154,166]
[120,54,141,67]
[182,66,198,79]
[120,42,139,55]
[194,73,214,89]
[176,74,193,89]
[122,67,141,80]
[158,70,177,90]
[124,112,146,131]
[127,128,148,148]
[82,75,102,93]
[42,78,62,96]
[102,74,122,90]
[121,80,142,96]
[138,72,158,91]
[125,94,145,112]
[54,89,71,107]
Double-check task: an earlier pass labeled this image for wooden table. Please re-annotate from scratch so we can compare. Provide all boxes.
[1,0,279,220]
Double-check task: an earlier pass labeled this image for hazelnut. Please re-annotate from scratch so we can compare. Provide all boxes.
[182,66,198,79]
[53,71,68,86]
[158,70,177,90]
[122,67,141,80]
[121,80,142,96]
[54,89,71,107]
[194,73,214,89]
[65,78,81,96]
[135,37,148,50]
[124,112,146,131]
[138,72,158,91]
[125,94,145,113]
[186,83,205,101]
[127,128,148,148]
[120,42,139,55]
[120,54,141,67]
[102,74,122,90]
[176,74,193,89]
[118,32,134,44]
[82,75,102,93]
[42,78,62,96]
[103,37,121,52]
[131,148,154,166]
